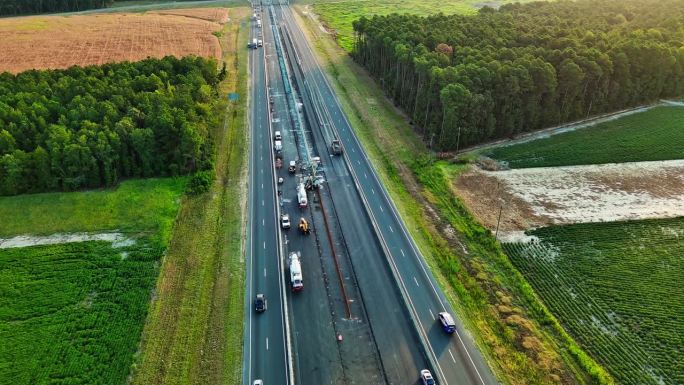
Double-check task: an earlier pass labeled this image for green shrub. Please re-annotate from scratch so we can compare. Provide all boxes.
[186,170,215,195]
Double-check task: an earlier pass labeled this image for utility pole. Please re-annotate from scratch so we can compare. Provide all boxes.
[494,203,503,240]
[455,126,461,154]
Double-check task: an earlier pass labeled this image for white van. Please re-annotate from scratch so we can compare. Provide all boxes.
[274,140,282,152]
[274,131,282,140]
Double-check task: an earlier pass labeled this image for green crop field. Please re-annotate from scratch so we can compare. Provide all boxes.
[0,178,186,385]
[503,217,684,385]
[0,241,160,385]
[311,0,535,51]
[486,106,684,168]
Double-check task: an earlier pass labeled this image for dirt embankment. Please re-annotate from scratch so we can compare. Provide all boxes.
[454,160,684,233]
[0,8,229,73]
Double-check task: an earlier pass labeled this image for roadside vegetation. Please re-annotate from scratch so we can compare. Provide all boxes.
[352,0,684,150]
[504,218,684,385]
[0,56,220,195]
[292,6,610,385]
[485,106,684,168]
[130,8,250,385]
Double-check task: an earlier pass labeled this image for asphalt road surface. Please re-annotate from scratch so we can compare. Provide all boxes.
[244,2,499,385]
[242,14,290,385]
[274,4,499,385]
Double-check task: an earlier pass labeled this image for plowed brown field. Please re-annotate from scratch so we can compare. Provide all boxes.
[0,8,230,73]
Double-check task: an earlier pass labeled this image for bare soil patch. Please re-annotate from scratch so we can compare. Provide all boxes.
[0,9,228,73]
[454,160,684,233]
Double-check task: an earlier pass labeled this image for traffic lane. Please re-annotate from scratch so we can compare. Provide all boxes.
[264,34,345,385]
[249,29,288,385]
[279,18,494,381]
[280,6,495,385]
[334,121,490,385]
[330,179,428,385]
[279,9,497,385]
[337,126,493,385]
[274,7,429,384]
[262,10,344,384]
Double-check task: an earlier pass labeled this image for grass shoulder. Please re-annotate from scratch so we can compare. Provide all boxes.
[292,5,612,385]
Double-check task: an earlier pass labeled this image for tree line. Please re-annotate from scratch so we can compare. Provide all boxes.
[0,0,113,15]
[352,0,684,151]
[0,0,209,16]
[0,56,223,196]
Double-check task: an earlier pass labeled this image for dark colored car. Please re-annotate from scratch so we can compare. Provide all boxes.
[255,293,267,312]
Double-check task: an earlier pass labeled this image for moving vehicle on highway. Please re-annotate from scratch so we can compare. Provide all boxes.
[297,183,308,208]
[281,213,291,229]
[437,311,456,334]
[331,139,343,155]
[288,160,296,173]
[289,251,303,291]
[420,369,436,385]
[254,294,267,312]
[298,217,310,234]
[274,140,282,152]
[253,380,263,385]
[257,39,263,47]
[248,38,257,49]
[274,130,282,140]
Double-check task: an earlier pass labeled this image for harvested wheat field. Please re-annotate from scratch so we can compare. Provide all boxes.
[0,8,229,73]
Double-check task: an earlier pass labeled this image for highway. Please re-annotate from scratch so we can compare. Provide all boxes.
[242,11,290,385]
[244,2,498,385]
[273,4,498,385]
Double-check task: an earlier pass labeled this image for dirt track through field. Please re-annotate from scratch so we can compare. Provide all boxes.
[0,8,229,73]
[455,160,684,233]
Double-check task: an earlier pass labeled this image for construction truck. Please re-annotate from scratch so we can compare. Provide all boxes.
[298,218,310,234]
[297,183,308,208]
[331,139,343,155]
[289,251,303,292]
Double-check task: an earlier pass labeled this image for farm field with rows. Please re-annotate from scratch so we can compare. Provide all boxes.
[310,0,536,51]
[0,241,160,385]
[0,178,186,384]
[503,217,684,385]
[485,105,684,168]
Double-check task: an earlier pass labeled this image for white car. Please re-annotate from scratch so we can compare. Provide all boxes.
[420,369,436,385]
[437,311,456,334]
[281,213,291,229]
[253,380,263,385]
